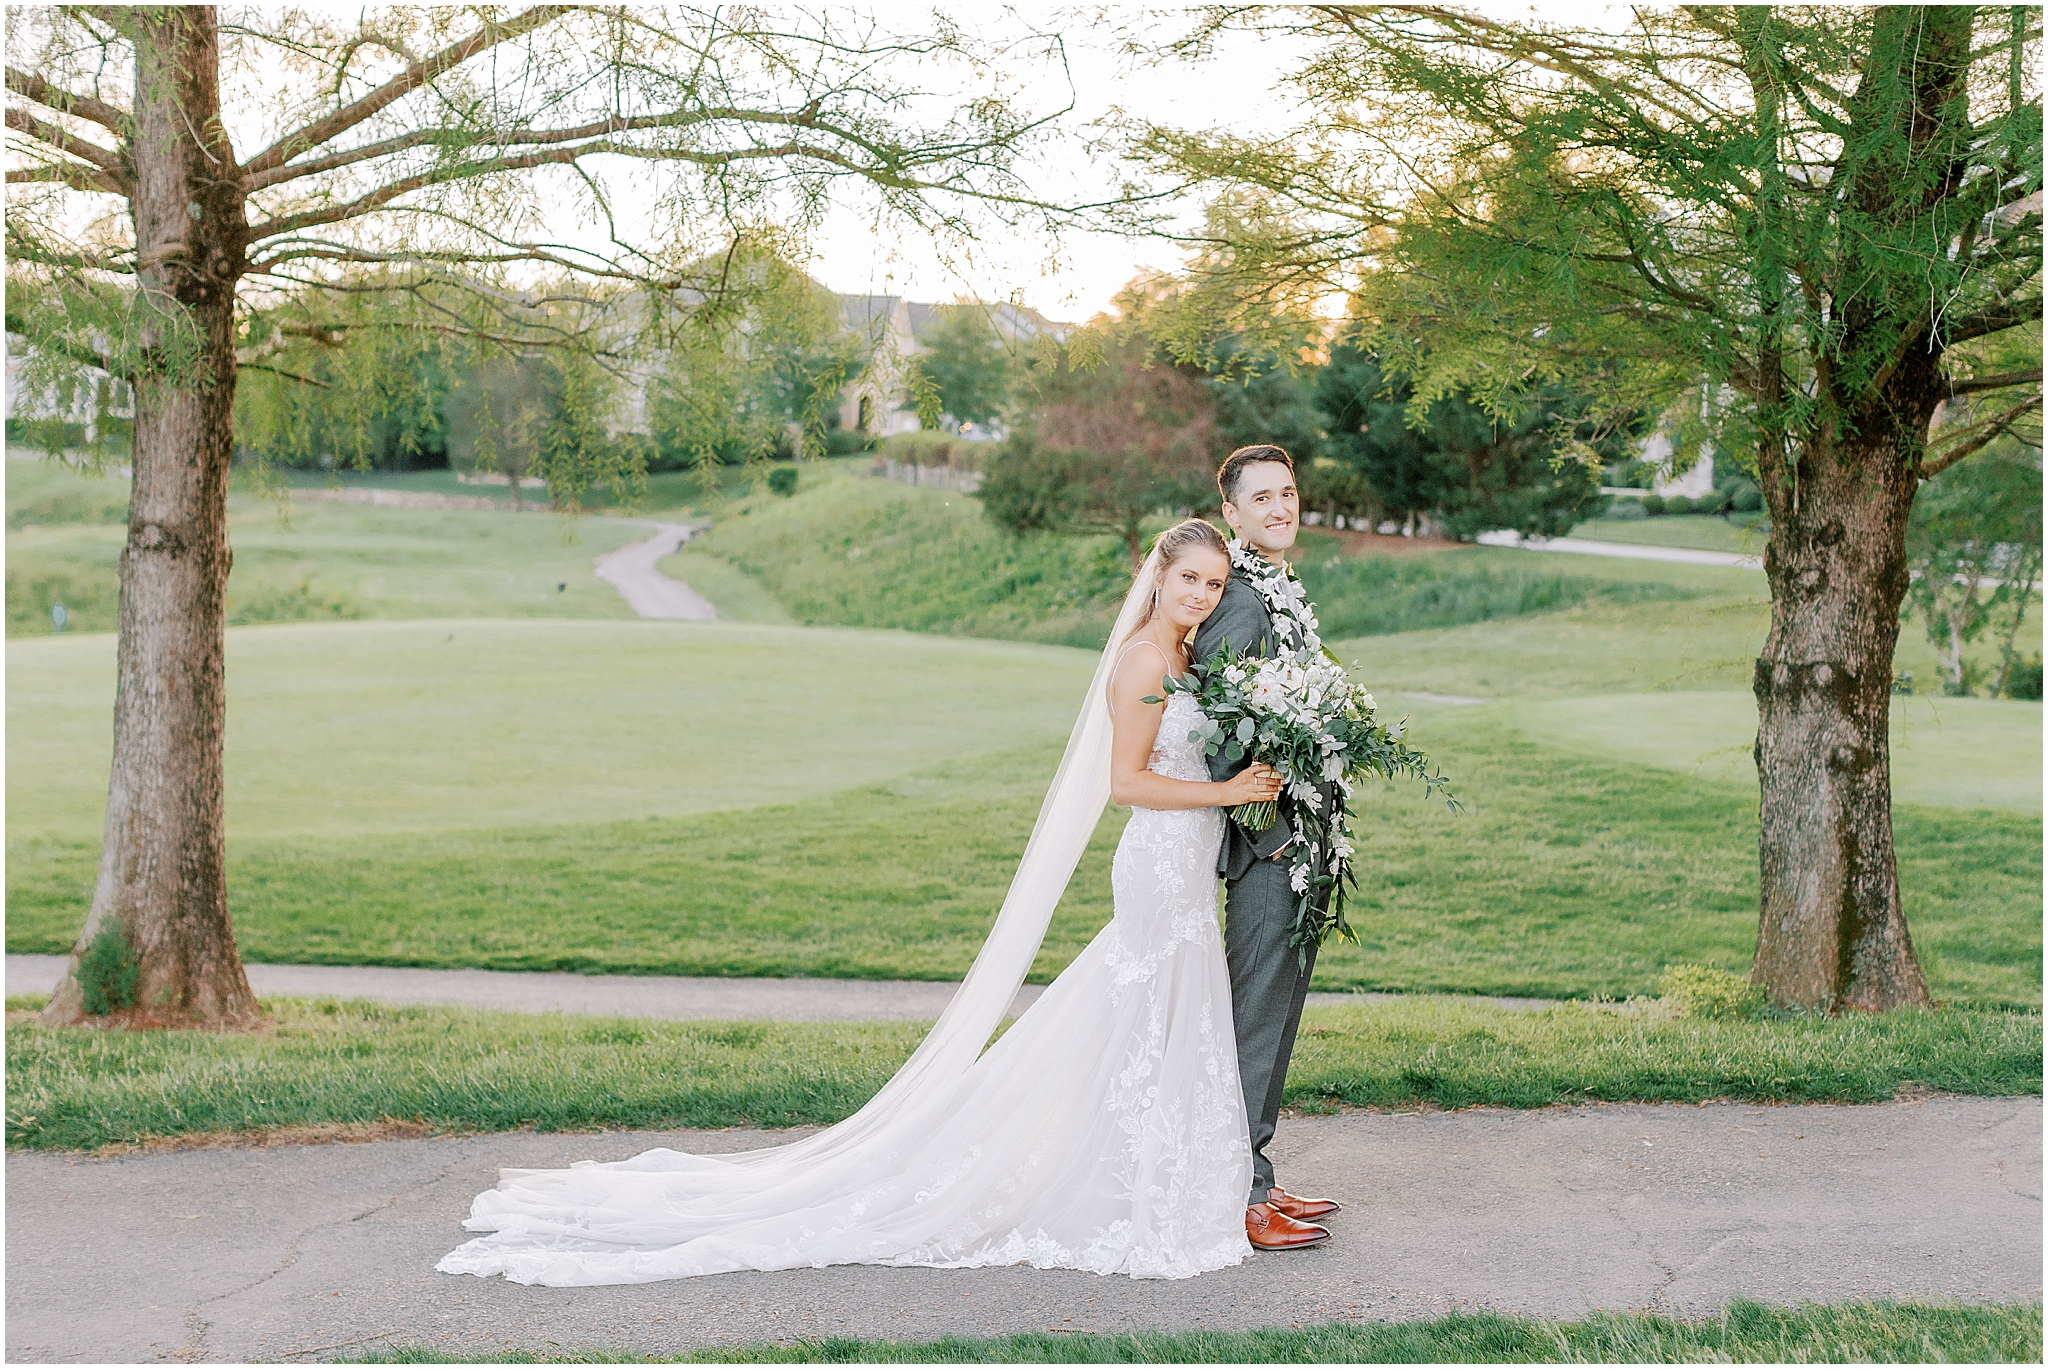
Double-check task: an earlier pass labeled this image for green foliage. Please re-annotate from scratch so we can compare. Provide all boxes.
[766,467,799,497]
[1907,446,2044,696]
[1141,9,2042,499]
[645,252,868,479]
[74,921,138,1017]
[1295,546,1697,638]
[1641,494,1665,516]
[1658,964,1768,1021]
[2007,654,2044,701]
[912,304,1016,428]
[1314,343,1610,539]
[979,310,1218,564]
[346,1301,2046,1364]
[1663,495,1694,516]
[7,991,2037,1152]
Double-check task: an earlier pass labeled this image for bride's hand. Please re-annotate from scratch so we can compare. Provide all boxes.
[1221,763,1283,806]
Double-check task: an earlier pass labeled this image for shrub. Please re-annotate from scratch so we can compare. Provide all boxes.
[1602,499,1647,520]
[1663,494,1696,516]
[1640,494,1665,516]
[1659,964,1767,1021]
[821,428,872,457]
[766,467,799,497]
[2006,654,2043,701]
[77,920,141,1016]
[1731,486,1763,513]
[1695,488,1731,515]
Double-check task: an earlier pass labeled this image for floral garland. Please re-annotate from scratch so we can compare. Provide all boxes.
[1226,538,1323,655]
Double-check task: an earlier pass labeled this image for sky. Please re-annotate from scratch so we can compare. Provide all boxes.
[793,8,1315,324]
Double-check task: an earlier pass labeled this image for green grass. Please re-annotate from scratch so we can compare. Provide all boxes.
[6,619,1093,840]
[7,485,654,637]
[1294,542,1699,638]
[685,473,1728,647]
[11,665,2037,1006]
[345,1302,2046,1363]
[1569,511,1772,553]
[685,471,1135,647]
[7,992,2035,1153]
[1509,693,2042,813]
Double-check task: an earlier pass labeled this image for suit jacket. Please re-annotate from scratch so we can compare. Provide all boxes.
[1190,572,1301,881]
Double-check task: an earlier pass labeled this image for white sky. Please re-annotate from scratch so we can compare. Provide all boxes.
[795,8,1315,323]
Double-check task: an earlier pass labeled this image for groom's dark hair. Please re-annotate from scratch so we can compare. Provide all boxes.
[1217,444,1295,506]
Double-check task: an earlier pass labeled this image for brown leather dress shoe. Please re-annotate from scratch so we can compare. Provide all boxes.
[1245,1202,1331,1250]
[1267,1186,1342,1221]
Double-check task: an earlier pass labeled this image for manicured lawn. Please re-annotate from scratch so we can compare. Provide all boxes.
[1568,512,1772,554]
[6,619,1093,840]
[348,1301,2046,1363]
[8,491,652,637]
[7,992,2035,1153]
[1507,692,2042,813]
[11,709,2038,1007]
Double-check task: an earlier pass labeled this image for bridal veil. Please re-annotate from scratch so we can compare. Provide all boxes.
[436,544,1247,1284]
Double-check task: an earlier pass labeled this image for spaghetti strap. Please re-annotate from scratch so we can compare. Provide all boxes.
[1106,640,1171,717]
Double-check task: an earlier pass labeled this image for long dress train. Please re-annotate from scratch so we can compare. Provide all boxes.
[437,691,1253,1284]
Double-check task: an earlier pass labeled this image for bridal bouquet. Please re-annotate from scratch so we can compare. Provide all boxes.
[1151,645,1458,961]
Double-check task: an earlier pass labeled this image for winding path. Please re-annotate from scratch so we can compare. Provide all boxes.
[592,519,717,620]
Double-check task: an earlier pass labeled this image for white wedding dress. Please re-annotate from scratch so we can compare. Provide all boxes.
[437,671,1254,1285]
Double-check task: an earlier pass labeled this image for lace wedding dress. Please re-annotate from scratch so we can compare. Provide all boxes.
[438,656,1253,1285]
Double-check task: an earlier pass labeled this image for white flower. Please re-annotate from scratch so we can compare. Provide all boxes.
[1289,862,1311,894]
[1358,691,1377,712]
[1322,755,1345,782]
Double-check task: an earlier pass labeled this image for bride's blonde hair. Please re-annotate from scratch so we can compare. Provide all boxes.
[1123,518,1228,644]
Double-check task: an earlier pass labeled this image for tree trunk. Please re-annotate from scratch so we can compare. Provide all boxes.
[1750,427,1932,1013]
[42,7,260,1030]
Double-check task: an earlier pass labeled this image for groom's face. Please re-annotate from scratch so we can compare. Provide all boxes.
[1221,462,1299,557]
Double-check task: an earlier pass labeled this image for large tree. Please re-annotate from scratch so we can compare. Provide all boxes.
[978,293,1219,567]
[5,5,1064,1028]
[1142,6,2042,1011]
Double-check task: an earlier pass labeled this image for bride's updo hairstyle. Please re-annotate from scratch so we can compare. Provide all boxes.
[1125,517,1228,641]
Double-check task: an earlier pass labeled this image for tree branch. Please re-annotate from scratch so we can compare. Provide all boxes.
[235,361,331,387]
[6,108,126,179]
[1920,392,2044,479]
[1944,368,2043,397]
[2,310,126,380]
[5,162,123,194]
[3,67,129,133]
[1943,295,2044,345]
[239,5,573,178]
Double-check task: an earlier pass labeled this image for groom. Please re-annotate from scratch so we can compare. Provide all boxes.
[1192,445,1344,1253]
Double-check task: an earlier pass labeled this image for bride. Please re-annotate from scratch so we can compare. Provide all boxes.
[438,518,1285,1285]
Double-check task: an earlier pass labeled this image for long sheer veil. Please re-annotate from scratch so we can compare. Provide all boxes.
[718,543,1166,1169]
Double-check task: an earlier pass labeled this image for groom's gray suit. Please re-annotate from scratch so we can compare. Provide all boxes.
[1191,568,1326,1209]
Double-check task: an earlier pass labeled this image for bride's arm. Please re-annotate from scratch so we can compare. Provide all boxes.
[1107,650,1281,811]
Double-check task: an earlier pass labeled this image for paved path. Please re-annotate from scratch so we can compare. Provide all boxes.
[4,956,1548,1023]
[1476,529,1764,569]
[592,520,716,620]
[5,1097,2036,1362]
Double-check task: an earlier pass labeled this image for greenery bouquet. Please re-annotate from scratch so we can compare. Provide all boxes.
[1152,645,1458,960]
